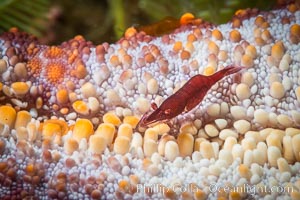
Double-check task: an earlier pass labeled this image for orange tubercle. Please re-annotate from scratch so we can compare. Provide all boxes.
[235,9,246,16]
[180,13,195,25]
[180,50,191,60]
[27,58,42,77]
[43,119,69,136]
[72,119,94,143]
[110,55,120,67]
[72,100,89,115]
[212,29,223,41]
[25,164,36,176]
[56,89,69,104]
[43,46,65,59]
[290,24,300,44]
[229,30,241,43]
[288,3,299,13]
[124,27,137,39]
[173,41,183,53]
[74,35,85,41]
[0,105,16,129]
[11,82,29,96]
[74,62,87,79]
[203,66,215,76]
[118,180,130,192]
[42,122,62,139]
[45,62,65,84]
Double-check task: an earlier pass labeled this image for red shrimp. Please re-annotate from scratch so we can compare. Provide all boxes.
[138,65,244,127]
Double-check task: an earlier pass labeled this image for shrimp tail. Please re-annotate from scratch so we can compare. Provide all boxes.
[210,65,245,82]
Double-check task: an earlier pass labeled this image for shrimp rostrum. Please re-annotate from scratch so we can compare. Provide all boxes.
[138,65,244,127]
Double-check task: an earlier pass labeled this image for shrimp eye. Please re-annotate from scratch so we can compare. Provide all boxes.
[164,109,171,115]
[151,102,158,110]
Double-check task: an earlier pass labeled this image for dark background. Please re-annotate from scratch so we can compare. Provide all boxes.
[0,0,288,44]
